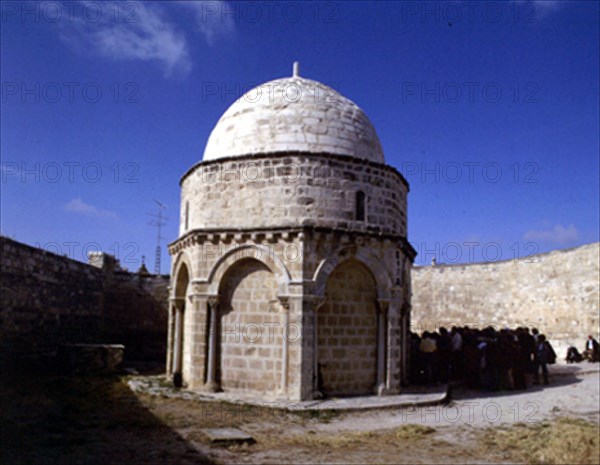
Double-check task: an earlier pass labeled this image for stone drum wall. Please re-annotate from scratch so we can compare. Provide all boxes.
[180,153,408,237]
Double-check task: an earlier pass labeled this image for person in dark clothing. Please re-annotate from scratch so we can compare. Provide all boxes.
[583,335,600,362]
[409,332,423,383]
[513,328,530,389]
[437,327,452,383]
[523,327,536,384]
[498,329,517,390]
[566,346,584,363]
[533,334,554,385]
[419,331,438,384]
[450,326,464,380]
[463,330,481,389]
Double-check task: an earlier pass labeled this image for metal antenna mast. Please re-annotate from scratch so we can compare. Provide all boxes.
[147,199,168,274]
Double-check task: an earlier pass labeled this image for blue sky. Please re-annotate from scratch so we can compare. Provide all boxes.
[1,0,598,270]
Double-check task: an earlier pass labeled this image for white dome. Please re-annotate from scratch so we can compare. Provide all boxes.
[202,74,385,163]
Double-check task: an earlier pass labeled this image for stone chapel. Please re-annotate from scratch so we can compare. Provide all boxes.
[167,63,415,401]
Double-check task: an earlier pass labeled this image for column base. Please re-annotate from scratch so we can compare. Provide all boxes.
[312,389,324,400]
[275,388,289,400]
[173,372,183,388]
[204,381,221,393]
[381,387,401,396]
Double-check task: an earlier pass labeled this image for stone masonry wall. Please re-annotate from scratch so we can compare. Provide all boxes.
[318,259,377,396]
[411,242,600,356]
[0,237,168,366]
[218,259,283,395]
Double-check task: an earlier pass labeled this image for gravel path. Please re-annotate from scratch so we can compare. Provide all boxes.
[313,363,600,433]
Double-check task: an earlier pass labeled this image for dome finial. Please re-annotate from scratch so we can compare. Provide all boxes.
[293,61,300,77]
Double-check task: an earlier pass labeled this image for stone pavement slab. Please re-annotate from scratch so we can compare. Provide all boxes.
[128,375,448,412]
[286,387,448,411]
[201,428,255,445]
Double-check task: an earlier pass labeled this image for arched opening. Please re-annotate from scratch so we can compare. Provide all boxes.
[174,262,190,299]
[172,262,190,384]
[217,258,283,395]
[317,259,378,396]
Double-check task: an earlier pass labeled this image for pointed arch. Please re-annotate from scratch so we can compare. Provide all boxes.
[172,251,193,299]
[206,244,291,296]
[312,245,392,300]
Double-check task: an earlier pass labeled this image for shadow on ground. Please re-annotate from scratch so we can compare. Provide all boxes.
[0,367,214,465]
[450,363,598,401]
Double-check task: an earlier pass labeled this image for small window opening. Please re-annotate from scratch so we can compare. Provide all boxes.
[185,201,189,230]
[356,191,366,221]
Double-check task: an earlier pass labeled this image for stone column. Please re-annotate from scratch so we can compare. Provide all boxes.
[284,294,305,401]
[376,299,389,395]
[172,299,184,382]
[166,299,176,376]
[187,293,209,389]
[205,295,220,392]
[278,296,290,396]
[404,259,413,386]
[401,304,411,386]
[297,296,316,400]
[384,290,403,394]
[311,296,326,399]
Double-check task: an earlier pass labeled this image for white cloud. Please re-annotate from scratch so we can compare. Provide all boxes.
[531,0,562,12]
[178,1,236,46]
[523,224,579,244]
[514,0,563,19]
[57,1,192,78]
[65,198,117,219]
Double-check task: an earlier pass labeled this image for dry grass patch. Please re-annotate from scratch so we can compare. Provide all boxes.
[286,425,438,451]
[482,417,600,464]
[288,430,380,449]
[395,424,437,440]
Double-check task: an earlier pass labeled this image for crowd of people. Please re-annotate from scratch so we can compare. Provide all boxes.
[410,326,557,390]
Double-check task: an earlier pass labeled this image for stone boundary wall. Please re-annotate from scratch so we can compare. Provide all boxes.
[0,236,168,367]
[411,242,600,356]
[103,270,169,362]
[1,237,104,362]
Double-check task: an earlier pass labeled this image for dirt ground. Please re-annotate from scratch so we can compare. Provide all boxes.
[2,363,598,465]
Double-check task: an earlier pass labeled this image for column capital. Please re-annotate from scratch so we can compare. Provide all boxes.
[170,297,185,312]
[390,287,404,300]
[207,295,220,308]
[278,296,290,311]
[191,281,211,295]
[377,299,391,313]
[305,295,326,313]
